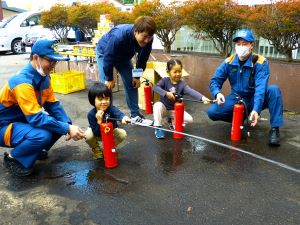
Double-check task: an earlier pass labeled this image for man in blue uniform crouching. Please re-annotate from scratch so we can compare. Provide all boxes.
[0,39,85,176]
[207,29,283,146]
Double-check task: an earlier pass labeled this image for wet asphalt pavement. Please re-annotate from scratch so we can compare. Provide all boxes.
[0,53,299,225]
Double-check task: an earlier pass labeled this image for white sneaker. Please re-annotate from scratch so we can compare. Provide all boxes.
[131,116,153,126]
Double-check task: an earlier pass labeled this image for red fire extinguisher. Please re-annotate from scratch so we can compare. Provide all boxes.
[100,122,118,168]
[173,99,185,139]
[143,79,153,114]
[231,101,245,141]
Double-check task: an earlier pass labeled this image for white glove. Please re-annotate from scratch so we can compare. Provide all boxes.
[216,93,225,105]
[249,110,259,127]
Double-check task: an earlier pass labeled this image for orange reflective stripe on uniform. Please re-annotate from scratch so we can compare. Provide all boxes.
[225,54,235,64]
[0,83,17,107]
[41,84,58,103]
[4,123,13,147]
[257,54,266,64]
[12,83,42,115]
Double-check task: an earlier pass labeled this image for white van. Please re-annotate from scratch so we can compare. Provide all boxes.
[0,11,42,54]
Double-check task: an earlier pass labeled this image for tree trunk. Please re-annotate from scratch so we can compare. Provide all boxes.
[285,50,293,62]
[164,44,171,53]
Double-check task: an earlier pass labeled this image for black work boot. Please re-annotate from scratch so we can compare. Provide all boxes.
[3,152,33,177]
[38,149,48,160]
[268,127,280,146]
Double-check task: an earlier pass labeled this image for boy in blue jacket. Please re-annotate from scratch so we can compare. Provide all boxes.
[85,82,130,159]
[96,16,156,126]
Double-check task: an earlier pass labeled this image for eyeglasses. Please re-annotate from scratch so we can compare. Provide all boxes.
[41,56,57,66]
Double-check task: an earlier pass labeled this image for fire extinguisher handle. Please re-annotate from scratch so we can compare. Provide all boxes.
[141,77,153,86]
[173,93,183,102]
[104,114,122,123]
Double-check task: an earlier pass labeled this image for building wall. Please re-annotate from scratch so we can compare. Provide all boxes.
[172,27,300,60]
[150,51,300,112]
[2,9,18,19]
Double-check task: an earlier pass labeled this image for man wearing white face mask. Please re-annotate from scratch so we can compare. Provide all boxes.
[207,29,283,146]
[0,39,85,176]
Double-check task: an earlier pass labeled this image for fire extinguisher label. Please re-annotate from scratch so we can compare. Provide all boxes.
[104,127,111,133]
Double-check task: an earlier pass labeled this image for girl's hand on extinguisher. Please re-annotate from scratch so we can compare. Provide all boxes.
[249,110,259,127]
[122,116,131,124]
[96,110,104,124]
[166,92,175,101]
[201,96,211,104]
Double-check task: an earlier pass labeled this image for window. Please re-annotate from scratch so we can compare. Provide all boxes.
[20,14,41,27]
[259,46,264,54]
[0,15,16,28]
[264,46,268,54]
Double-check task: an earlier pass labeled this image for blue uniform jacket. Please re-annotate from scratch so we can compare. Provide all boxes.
[0,63,71,146]
[87,106,125,137]
[96,24,153,81]
[210,53,270,114]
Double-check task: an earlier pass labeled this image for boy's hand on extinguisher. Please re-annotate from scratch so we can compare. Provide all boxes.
[216,93,225,105]
[122,116,131,124]
[166,92,175,101]
[96,110,104,124]
[249,110,259,127]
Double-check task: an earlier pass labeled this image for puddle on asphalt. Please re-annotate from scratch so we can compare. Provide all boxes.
[157,139,185,172]
[186,137,208,152]
[54,165,129,194]
[70,168,129,186]
[31,160,130,193]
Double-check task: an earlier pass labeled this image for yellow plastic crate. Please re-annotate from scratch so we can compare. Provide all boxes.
[73,44,95,55]
[50,70,86,94]
[87,46,95,55]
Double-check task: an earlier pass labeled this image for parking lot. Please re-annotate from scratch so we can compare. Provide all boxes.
[0,53,300,225]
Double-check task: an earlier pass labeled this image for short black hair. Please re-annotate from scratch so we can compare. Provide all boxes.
[88,82,112,107]
[166,59,183,72]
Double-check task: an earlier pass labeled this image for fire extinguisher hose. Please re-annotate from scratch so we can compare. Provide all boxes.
[105,115,300,174]
[131,121,300,174]
[173,93,215,104]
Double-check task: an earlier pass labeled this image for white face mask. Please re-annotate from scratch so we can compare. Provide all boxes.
[36,57,47,77]
[235,45,250,60]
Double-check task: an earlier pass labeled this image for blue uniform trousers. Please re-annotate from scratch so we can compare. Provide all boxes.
[96,52,139,117]
[0,122,62,168]
[207,85,284,128]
